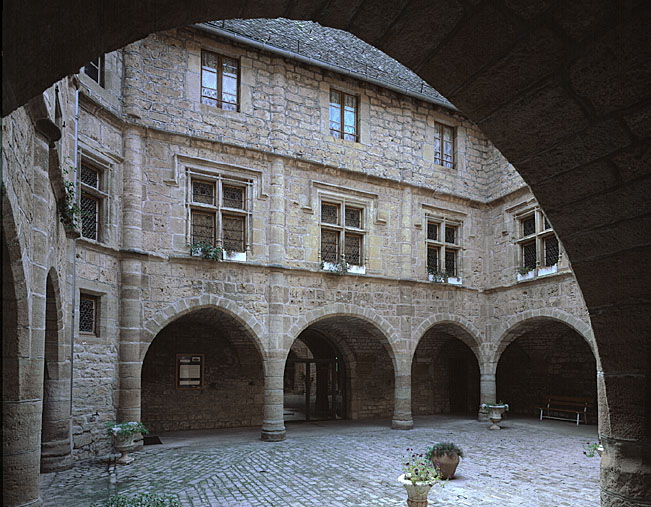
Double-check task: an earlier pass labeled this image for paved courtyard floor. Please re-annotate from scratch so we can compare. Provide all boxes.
[40,415,600,506]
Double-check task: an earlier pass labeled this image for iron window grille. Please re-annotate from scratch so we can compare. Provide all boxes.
[201,50,239,111]
[425,218,460,278]
[329,89,358,141]
[79,294,98,334]
[516,209,561,273]
[187,172,251,254]
[320,201,365,267]
[79,162,107,242]
[433,122,455,168]
[83,56,105,86]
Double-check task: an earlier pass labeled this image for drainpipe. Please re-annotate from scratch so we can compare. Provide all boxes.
[194,23,458,112]
[69,83,79,426]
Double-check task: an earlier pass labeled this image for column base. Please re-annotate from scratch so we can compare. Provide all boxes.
[478,408,489,422]
[260,429,286,442]
[40,453,73,473]
[392,419,414,430]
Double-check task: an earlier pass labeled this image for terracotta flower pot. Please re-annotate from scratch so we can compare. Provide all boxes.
[431,453,460,479]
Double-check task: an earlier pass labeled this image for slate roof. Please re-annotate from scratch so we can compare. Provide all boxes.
[203,18,452,107]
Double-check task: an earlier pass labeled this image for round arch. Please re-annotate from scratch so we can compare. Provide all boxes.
[140,297,266,363]
[411,313,483,364]
[284,303,400,369]
[492,309,598,369]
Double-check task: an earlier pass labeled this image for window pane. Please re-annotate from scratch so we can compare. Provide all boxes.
[543,216,551,230]
[445,226,456,244]
[427,222,438,241]
[192,180,215,205]
[81,164,99,189]
[222,101,237,111]
[321,203,339,225]
[202,51,218,70]
[343,109,356,128]
[330,90,341,105]
[223,185,244,209]
[344,94,355,108]
[84,59,100,83]
[202,87,218,99]
[201,96,217,107]
[191,211,214,245]
[343,133,356,141]
[222,215,245,252]
[523,241,536,270]
[202,70,217,90]
[345,207,361,228]
[522,216,535,237]
[222,57,238,76]
[81,193,98,240]
[544,236,559,266]
[79,297,96,333]
[321,229,339,263]
[445,250,457,276]
[222,75,237,96]
[443,126,453,142]
[433,138,441,165]
[345,233,362,266]
[427,246,439,273]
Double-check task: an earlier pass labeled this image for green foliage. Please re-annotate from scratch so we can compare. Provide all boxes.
[517,265,533,275]
[59,172,80,232]
[402,447,445,485]
[106,421,149,438]
[92,493,181,507]
[426,442,464,460]
[320,257,348,275]
[189,241,223,260]
[583,441,602,458]
[427,268,449,283]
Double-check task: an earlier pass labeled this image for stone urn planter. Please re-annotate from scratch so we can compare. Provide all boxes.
[113,433,136,465]
[482,403,509,430]
[398,474,435,507]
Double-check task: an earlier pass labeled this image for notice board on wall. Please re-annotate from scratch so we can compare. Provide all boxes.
[176,354,204,389]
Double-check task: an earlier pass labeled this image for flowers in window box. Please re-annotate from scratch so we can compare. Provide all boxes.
[189,241,223,261]
[105,421,149,438]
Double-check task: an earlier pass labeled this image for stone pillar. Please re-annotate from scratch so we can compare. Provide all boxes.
[117,126,144,423]
[400,188,413,279]
[261,157,287,441]
[478,363,497,422]
[392,354,414,430]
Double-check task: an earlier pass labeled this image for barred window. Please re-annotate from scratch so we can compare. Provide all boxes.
[320,201,365,268]
[518,209,561,276]
[188,176,249,256]
[79,162,106,242]
[201,50,239,111]
[425,219,461,280]
[79,295,97,334]
[329,90,358,141]
[433,122,455,168]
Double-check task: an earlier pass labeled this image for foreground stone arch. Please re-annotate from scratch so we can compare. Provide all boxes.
[411,313,483,362]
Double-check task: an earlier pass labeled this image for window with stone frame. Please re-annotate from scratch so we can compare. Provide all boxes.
[79,294,98,335]
[188,175,249,255]
[83,56,105,86]
[329,89,358,141]
[433,122,455,168]
[426,218,460,278]
[320,201,365,267]
[201,50,239,111]
[80,162,107,241]
[517,209,560,273]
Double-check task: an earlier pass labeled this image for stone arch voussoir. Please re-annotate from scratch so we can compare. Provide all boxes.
[411,313,484,363]
[140,297,267,363]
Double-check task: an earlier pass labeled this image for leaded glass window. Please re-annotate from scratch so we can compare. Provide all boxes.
[445,250,457,276]
[445,226,457,244]
[544,236,559,267]
[321,229,339,263]
[345,207,362,228]
[201,50,239,111]
[83,56,104,86]
[81,164,99,188]
[79,295,97,334]
[192,180,215,205]
[321,203,339,225]
[523,241,537,270]
[80,193,99,240]
[344,233,362,266]
[427,246,439,274]
[222,215,245,252]
[329,89,357,141]
[191,211,214,245]
[427,222,438,241]
[522,215,536,237]
[434,122,455,168]
[223,185,244,209]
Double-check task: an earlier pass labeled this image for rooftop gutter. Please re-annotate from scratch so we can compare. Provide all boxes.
[194,23,458,112]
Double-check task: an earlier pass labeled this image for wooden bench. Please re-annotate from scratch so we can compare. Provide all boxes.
[538,395,589,425]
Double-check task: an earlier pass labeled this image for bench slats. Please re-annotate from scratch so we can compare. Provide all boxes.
[538,396,590,425]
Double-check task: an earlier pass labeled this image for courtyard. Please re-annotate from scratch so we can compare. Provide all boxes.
[40,415,600,506]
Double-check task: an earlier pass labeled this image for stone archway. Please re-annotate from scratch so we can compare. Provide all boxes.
[141,307,265,433]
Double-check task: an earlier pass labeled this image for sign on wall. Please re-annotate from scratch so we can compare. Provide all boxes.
[176,354,204,389]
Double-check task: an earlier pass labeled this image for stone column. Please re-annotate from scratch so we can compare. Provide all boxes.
[478,362,497,422]
[117,126,144,423]
[393,286,414,429]
[261,157,287,441]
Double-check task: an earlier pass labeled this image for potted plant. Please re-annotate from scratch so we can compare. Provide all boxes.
[106,421,149,465]
[425,442,464,479]
[584,441,603,458]
[398,447,445,507]
[481,402,509,430]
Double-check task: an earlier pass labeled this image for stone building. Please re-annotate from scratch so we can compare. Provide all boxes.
[2,6,649,507]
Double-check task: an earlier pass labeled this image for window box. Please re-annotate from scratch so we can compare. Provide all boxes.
[516,270,535,282]
[537,264,558,277]
[347,264,366,275]
[223,250,246,262]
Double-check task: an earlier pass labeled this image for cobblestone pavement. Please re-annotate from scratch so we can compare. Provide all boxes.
[41,415,600,506]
